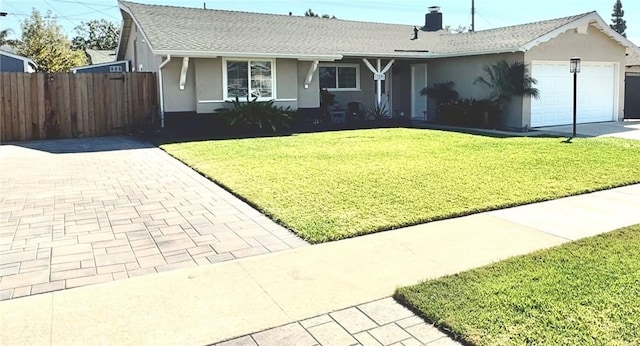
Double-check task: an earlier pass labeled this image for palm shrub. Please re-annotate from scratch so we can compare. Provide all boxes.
[420,81,459,121]
[216,95,294,132]
[474,60,540,125]
[368,102,390,120]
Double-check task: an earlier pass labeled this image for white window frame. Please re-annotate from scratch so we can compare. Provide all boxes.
[222,57,277,101]
[319,63,360,91]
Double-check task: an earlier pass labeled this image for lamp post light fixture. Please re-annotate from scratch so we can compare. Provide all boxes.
[570,57,581,139]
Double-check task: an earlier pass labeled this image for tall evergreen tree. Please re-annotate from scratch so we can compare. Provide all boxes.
[610,0,627,37]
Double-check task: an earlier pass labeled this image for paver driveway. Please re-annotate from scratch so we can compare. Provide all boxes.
[0,136,307,300]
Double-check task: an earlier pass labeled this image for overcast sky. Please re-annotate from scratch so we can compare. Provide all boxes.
[1,0,638,44]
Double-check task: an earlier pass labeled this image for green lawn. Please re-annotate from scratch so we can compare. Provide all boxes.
[395,225,640,345]
[161,128,640,243]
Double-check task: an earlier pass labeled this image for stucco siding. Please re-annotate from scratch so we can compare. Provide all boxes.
[194,58,223,113]
[162,58,197,112]
[524,25,626,124]
[427,52,525,127]
[298,61,320,108]
[191,57,300,113]
[276,59,297,100]
[123,24,160,73]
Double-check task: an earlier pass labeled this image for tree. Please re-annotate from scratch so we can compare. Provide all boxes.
[72,19,120,50]
[474,60,539,112]
[0,29,20,47]
[304,9,336,19]
[304,8,318,17]
[610,0,627,37]
[444,25,467,34]
[18,9,86,72]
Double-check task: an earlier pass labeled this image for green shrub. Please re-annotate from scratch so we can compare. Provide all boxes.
[439,98,498,127]
[368,102,390,120]
[420,81,459,121]
[216,96,294,132]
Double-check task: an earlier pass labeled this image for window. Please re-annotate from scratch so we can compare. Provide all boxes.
[319,64,359,90]
[225,59,274,99]
[109,65,123,73]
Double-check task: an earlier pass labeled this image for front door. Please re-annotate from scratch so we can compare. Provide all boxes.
[411,64,428,120]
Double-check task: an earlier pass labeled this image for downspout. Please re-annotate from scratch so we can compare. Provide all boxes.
[158,55,171,128]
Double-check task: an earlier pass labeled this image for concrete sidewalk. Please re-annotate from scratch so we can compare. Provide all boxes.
[1,184,639,345]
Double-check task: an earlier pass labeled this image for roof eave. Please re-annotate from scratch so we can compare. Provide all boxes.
[117,1,154,61]
[0,50,37,66]
[71,60,130,72]
[427,48,524,59]
[520,12,640,55]
[341,52,431,59]
[151,50,343,61]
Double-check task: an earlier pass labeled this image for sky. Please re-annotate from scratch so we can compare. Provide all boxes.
[1,0,639,44]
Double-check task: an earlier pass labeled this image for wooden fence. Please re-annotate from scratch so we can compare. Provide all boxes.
[0,72,158,142]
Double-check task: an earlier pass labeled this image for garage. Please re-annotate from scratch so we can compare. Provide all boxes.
[530,61,617,127]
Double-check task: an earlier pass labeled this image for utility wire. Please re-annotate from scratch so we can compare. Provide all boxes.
[50,0,116,7]
[57,0,120,21]
[44,0,80,28]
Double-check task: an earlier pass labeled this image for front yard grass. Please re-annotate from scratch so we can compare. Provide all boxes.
[161,128,640,243]
[394,225,640,345]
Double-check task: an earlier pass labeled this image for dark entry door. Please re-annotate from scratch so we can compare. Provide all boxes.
[625,73,640,119]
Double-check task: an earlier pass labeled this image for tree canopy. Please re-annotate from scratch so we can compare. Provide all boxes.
[610,0,627,37]
[72,19,120,50]
[304,9,336,19]
[0,29,20,47]
[18,9,86,72]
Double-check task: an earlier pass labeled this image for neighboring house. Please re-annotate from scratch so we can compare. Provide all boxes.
[71,49,129,73]
[0,50,36,73]
[116,1,640,129]
[624,50,640,119]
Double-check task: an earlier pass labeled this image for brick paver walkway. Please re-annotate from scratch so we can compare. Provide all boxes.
[216,298,462,346]
[0,136,307,300]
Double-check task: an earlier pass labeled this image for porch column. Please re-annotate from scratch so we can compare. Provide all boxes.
[362,58,395,106]
[304,61,319,89]
[376,59,382,106]
[179,57,189,90]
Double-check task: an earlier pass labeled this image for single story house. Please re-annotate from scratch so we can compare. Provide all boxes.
[116,1,640,129]
[71,49,130,73]
[0,50,36,73]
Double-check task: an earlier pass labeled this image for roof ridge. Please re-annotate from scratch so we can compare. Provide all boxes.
[461,11,596,35]
[119,0,419,28]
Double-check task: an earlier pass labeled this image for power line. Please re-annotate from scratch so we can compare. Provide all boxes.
[58,0,120,21]
[50,0,116,7]
[44,0,80,28]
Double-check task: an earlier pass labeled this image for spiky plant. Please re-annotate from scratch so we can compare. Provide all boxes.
[474,60,540,110]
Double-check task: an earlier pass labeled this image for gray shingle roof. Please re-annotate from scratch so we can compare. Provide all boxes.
[120,1,593,58]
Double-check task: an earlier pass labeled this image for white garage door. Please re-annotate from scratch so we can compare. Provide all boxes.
[531,61,617,127]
